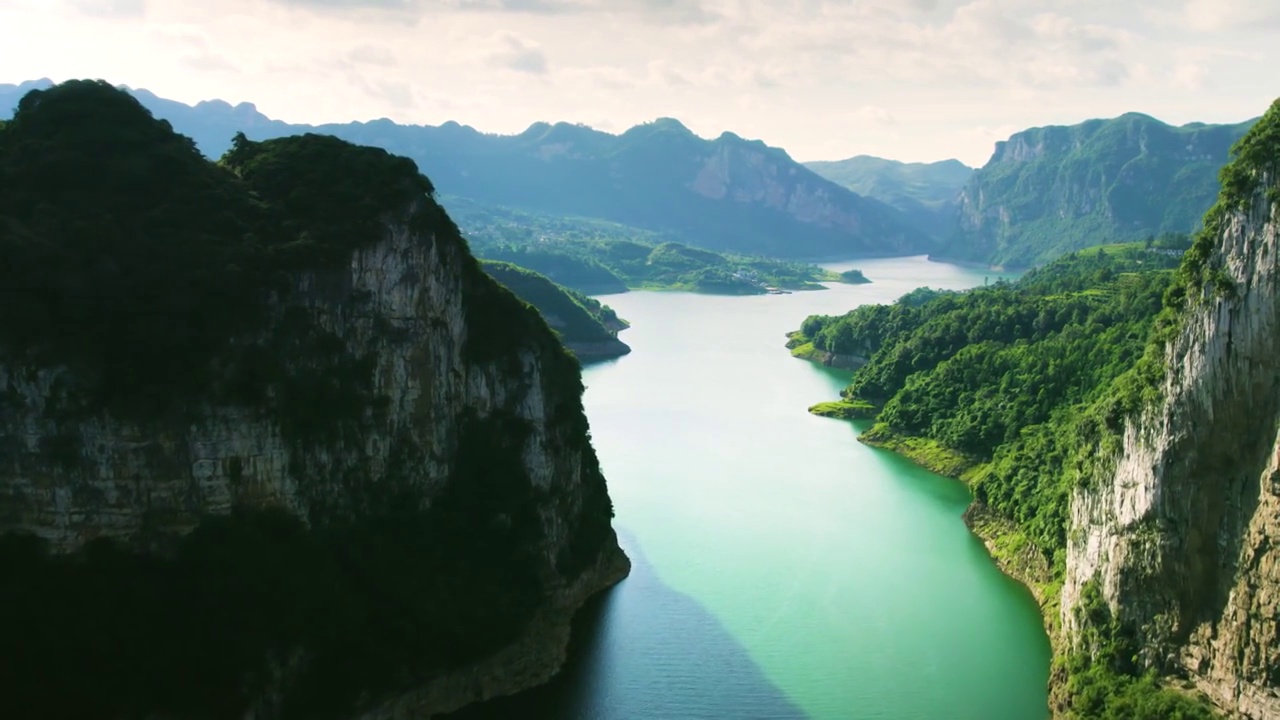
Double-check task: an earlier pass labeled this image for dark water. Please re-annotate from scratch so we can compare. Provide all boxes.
[451,257,1048,720]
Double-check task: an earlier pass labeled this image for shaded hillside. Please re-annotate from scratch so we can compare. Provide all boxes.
[0,79,626,720]
[805,155,972,239]
[481,260,631,361]
[937,112,1257,268]
[1,79,930,260]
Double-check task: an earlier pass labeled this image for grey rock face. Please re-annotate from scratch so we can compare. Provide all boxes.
[1063,182,1280,718]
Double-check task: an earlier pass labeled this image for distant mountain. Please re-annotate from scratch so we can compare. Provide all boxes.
[804,156,973,240]
[935,112,1258,268]
[1,79,932,260]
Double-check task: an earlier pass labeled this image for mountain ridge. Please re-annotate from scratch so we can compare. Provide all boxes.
[0,78,931,261]
[804,155,974,240]
[938,111,1259,268]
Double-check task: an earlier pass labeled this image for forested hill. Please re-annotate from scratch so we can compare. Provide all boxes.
[480,260,631,361]
[804,156,973,240]
[0,79,930,261]
[0,79,627,719]
[937,112,1257,268]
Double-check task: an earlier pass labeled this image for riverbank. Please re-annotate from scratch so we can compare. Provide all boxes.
[856,425,1060,632]
[364,538,631,719]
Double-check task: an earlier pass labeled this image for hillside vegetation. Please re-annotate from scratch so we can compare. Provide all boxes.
[790,236,1221,718]
[451,198,866,295]
[481,260,631,360]
[940,113,1256,268]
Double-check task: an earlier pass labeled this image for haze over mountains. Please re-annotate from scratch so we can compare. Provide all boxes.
[1,78,1260,269]
[803,156,974,240]
[0,79,927,261]
[938,112,1259,267]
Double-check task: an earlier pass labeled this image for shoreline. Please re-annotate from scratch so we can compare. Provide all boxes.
[856,429,1059,631]
[360,537,632,719]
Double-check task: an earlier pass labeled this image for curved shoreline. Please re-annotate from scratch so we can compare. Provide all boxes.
[361,538,632,719]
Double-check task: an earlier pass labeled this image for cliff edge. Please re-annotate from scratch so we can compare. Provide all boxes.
[1061,101,1280,718]
[0,80,627,719]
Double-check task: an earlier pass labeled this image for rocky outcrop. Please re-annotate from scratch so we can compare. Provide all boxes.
[564,339,632,363]
[682,134,928,257]
[1061,162,1280,714]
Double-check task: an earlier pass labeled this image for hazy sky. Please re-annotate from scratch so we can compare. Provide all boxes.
[1,0,1277,166]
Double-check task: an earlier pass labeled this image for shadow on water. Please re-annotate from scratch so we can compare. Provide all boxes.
[444,531,807,720]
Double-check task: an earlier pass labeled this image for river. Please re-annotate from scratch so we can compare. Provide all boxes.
[448,256,1049,720]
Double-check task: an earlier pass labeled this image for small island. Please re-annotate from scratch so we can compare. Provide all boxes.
[837,268,871,284]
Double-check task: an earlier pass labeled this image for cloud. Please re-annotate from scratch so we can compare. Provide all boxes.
[179,52,241,74]
[1171,62,1208,90]
[6,0,1274,168]
[266,0,719,24]
[348,75,418,108]
[1181,0,1280,32]
[64,0,145,18]
[486,34,549,74]
[347,44,398,66]
[853,106,897,125]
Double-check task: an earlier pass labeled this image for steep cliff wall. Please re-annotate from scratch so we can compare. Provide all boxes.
[0,213,621,561]
[0,80,627,719]
[1062,115,1280,717]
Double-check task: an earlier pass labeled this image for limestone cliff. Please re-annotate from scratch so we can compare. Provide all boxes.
[940,113,1256,268]
[1061,108,1280,718]
[0,80,627,719]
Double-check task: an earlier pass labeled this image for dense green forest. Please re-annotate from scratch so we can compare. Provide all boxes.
[0,80,608,719]
[793,241,1192,557]
[939,113,1255,267]
[449,197,867,294]
[789,235,1220,718]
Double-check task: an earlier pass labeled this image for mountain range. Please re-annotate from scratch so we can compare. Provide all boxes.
[0,79,1262,269]
[803,156,973,240]
[936,112,1259,267]
[0,79,929,261]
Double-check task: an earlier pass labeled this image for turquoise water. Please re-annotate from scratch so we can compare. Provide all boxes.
[450,256,1048,719]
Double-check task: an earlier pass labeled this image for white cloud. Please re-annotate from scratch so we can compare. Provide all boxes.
[1171,62,1208,90]
[64,0,145,18]
[486,33,550,74]
[1182,0,1280,32]
[0,0,1275,166]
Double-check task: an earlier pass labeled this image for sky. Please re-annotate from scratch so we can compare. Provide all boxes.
[0,0,1277,167]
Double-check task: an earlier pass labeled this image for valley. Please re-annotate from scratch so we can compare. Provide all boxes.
[0,70,1277,720]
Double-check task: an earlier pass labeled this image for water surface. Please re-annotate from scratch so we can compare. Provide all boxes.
[452,256,1047,720]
